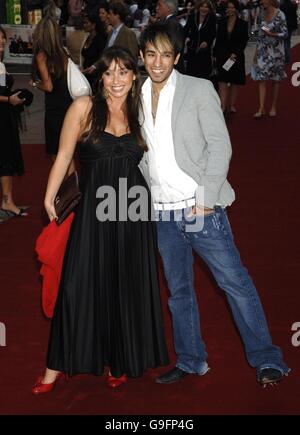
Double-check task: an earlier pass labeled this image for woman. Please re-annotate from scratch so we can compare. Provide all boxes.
[32,47,169,393]
[184,0,217,79]
[31,17,73,169]
[252,0,287,118]
[213,0,248,113]
[98,2,113,35]
[0,26,27,222]
[81,13,107,70]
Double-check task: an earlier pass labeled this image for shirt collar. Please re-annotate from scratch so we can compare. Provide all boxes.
[113,23,123,33]
[142,69,177,97]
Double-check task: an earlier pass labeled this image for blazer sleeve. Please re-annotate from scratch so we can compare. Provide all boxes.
[230,20,248,57]
[196,82,232,208]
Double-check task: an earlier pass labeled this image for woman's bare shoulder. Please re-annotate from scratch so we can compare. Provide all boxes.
[70,96,93,116]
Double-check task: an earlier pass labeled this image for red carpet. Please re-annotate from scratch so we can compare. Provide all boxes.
[1,46,300,415]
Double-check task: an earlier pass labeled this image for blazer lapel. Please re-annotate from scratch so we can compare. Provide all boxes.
[114,25,125,46]
[171,71,186,132]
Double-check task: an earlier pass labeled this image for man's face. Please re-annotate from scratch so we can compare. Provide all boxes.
[108,10,118,27]
[156,0,170,19]
[141,42,180,88]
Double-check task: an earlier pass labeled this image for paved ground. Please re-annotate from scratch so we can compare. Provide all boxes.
[7,36,300,145]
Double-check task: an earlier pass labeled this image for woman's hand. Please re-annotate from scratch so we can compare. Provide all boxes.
[198,42,208,51]
[262,28,275,37]
[44,199,58,222]
[230,53,237,61]
[9,91,25,106]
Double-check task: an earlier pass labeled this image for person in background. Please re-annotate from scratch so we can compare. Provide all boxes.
[31,17,74,172]
[155,0,186,71]
[43,0,63,24]
[213,0,248,113]
[0,26,27,222]
[66,14,87,66]
[68,0,84,25]
[177,0,195,27]
[81,12,107,87]
[280,0,298,63]
[132,0,151,31]
[252,0,287,118]
[98,2,114,35]
[184,0,216,79]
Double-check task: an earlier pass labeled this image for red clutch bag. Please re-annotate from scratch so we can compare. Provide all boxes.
[54,171,82,225]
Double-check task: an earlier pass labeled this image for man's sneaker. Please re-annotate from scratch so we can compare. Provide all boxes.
[258,368,284,387]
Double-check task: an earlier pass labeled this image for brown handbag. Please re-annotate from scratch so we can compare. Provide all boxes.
[54,171,82,225]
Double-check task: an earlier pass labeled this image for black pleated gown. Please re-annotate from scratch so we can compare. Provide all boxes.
[47,132,169,378]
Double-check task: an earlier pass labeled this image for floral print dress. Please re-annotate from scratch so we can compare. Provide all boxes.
[254,9,287,81]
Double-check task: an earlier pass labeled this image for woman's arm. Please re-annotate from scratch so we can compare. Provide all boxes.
[0,92,25,105]
[263,11,288,39]
[31,51,53,92]
[44,96,92,220]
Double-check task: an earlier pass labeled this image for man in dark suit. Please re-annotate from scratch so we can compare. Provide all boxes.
[155,0,185,71]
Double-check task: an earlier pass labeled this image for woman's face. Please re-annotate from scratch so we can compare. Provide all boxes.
[186,2,193,12]
[199,4,210,16]
[0,31,6,55]
[83,17,95,33]
[226,3,237,16]
[102,59,136,100]
[260,0,271,9]
[99,8,109,23]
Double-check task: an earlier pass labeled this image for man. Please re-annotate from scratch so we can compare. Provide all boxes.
[104,1,139,59]
[153,0,185,72]
[156,0,179,26]
[84,1,139,76]
[138,23,290,386]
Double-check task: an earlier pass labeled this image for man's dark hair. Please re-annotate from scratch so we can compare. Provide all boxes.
[108,2,129,23]
[140,23,183,57]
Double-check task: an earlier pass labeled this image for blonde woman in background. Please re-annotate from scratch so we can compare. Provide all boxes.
[31,17,74,173]
[252,0,287,118]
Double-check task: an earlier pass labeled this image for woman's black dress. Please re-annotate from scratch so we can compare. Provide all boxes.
[213,18,249,85]
[44,75,72,156]
[184,12,217,79]
[47,132,169,378]
[0,74,24,176]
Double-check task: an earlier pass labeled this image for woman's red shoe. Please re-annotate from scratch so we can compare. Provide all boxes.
[32,373,65,394]
[107,374,127,388]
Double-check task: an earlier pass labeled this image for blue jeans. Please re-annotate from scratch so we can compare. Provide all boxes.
[156,207,289,376]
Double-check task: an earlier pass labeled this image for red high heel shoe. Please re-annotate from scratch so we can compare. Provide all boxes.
[107,374,127,388]
[32,372,66,395]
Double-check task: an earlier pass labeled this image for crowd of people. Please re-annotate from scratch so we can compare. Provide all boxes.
[0,0,296,394]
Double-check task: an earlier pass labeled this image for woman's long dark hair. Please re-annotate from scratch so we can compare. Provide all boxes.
[84,47,147,150]
[0,26,6,61]
[31,16,67,81]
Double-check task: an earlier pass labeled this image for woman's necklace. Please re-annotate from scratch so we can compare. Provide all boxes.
[151,87,160,122]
